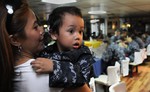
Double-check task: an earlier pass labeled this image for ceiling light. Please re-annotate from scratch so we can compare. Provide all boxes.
[126,23,131,27]
[44,24,48,28]
[41,0,76,4]
[88,10,106,14]
[90,19,99,23]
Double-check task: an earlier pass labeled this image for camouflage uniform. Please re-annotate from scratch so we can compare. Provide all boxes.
[125,40,140,62]
[40,43,95,88]
[145,36,150,47]
[101,42,126,74]
[110,35,120,43]
[135,37,145,49]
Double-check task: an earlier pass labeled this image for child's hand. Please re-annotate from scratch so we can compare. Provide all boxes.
[31,58,53,74]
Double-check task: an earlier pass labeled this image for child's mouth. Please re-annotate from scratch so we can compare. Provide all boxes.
[73,43,80,49]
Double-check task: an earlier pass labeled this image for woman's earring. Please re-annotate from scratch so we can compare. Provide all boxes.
[18,46,22,53]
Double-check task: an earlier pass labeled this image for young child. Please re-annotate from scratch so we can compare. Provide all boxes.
[31,6,95,91]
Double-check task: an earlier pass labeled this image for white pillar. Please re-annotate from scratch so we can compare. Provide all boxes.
[104,18,108,35]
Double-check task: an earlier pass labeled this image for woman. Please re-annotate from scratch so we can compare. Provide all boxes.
[2,0,62,92]
[2,0,91,92]
[0,1,14,92]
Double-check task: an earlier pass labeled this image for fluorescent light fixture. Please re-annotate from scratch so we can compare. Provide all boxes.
[44,24,48,28]
[126,23,131,27]
[88,10,106,14]
[41,0,76,4]
[90,19,99,23]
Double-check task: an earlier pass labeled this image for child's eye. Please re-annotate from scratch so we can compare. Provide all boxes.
[79,30,84,34]
[70,30,74,33]
[68,29,75,34]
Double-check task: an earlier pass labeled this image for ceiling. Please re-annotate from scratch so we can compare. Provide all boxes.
[28,0,150,20]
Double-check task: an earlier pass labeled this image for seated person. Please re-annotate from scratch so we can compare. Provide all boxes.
[144,31,150,47]
[124,33,140,62]
[134,32,145,49]
[110,29,121,43]
[101,39,126,74]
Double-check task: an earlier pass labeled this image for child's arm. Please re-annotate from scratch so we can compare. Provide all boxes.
[31,53,95,88]
[31,46,95,88]
[49,53,95,88]
[62,83,92,92]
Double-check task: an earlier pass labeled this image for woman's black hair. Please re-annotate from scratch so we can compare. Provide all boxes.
[4,0,28,35]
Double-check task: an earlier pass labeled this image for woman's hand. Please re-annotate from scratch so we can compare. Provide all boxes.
[31,58,53,73]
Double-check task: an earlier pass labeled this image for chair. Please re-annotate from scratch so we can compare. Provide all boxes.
[146,44,150,56]
[115,62,121,81]
[129,52,143,77]
[95,66,120,92]
[121,58,129,76]
[95,66,120,86]
[89,77,96,92]
[140,48,147,61]
[93,58,102,77]
[109,82,126,92]
[107,66,120,85]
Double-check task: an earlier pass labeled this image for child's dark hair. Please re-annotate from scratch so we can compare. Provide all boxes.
[48,6,83,34]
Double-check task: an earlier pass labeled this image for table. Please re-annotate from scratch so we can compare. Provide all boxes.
[84,40,102,48]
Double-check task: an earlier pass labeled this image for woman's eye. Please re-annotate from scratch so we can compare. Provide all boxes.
[37,21,42,26]
[34,23,39,30]
[34,25,38,30]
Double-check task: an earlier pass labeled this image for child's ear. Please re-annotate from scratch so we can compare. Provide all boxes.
[9,35,21,47]
[50,33,58,40]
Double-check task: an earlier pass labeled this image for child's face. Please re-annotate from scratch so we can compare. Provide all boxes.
[55,13,84,51]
